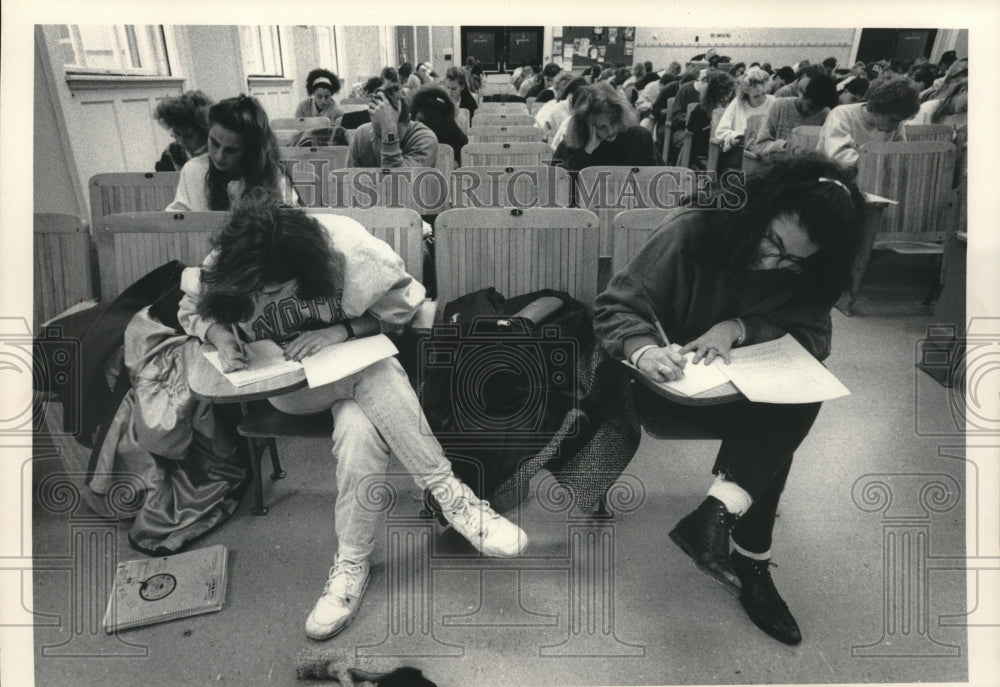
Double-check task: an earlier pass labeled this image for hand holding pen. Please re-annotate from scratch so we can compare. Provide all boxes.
[207,322,248,372]
[635,304,687,383]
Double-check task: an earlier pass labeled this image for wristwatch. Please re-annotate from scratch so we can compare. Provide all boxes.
[342,320,356,340]
[382,132,397,145]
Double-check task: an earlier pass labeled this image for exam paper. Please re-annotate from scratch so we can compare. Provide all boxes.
[624,346,732,397]
[725,334,850,403]
[203,340,302,387]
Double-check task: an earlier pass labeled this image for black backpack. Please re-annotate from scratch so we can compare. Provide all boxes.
[418,288,593,502]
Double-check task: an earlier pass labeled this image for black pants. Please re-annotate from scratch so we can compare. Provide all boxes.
[655,397,822,554]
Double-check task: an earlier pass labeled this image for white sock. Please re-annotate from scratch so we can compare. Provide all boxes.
[733,542,770,561]
[707,474,752,516]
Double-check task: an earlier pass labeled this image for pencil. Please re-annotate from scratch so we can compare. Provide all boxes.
[645,303,670,347]
[652,316,670,347]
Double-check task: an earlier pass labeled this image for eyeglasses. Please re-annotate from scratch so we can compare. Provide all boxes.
[759,229,810,273]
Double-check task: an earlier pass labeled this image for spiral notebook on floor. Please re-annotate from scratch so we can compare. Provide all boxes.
[103,545,228,633]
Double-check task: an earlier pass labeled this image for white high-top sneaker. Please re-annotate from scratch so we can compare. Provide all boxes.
[304,556,370,640]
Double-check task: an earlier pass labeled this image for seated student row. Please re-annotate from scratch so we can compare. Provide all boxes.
[159,69,965,215]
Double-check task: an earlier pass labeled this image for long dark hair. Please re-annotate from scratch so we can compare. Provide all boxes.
[205,95,285,211]
[692,153,865,304]
[410,86,463,141]
[197,193,338,324]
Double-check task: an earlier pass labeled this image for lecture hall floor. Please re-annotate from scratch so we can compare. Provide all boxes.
[30,254,976,686]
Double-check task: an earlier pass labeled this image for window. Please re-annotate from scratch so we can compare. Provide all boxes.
[315,26,340,75]
[56,25,171,76]
[240,25,284,77]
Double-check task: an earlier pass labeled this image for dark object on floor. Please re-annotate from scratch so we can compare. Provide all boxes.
[294,648,437,685]
[731,550,802,645]
[669,496,740,591]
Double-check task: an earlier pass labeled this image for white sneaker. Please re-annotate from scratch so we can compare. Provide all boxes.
[304,557,370,640]
[438,481,528,557]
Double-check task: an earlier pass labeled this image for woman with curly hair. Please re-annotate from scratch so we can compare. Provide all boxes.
[177,195,528,641]
[153,90,214,171]
[818,72,920,166]
[593,154,865,646]
[552,82,657,171]
[293,68,343,123]
[166,95,297,211]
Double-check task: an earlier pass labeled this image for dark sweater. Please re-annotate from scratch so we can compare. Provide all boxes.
[552,125,658,171]
[459,88,478,118]
[651,79,681,129]
[593,209,834,361]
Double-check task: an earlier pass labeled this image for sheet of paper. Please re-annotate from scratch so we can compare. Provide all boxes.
[623,346,731,397]
[301,334,399,388]
[203,339,302,387]
[724,334,850,403]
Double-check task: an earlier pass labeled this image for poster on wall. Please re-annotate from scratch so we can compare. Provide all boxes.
[551,38,563,67]
[564,26,635,68]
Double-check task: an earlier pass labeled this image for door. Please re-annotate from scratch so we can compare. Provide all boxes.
[856,28,937,65]
[461,26,543,73]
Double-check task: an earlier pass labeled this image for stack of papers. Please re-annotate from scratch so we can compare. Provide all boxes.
[626,334,850,404]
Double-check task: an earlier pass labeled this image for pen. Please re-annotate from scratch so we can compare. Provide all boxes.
[231,324,246,360]
[644,298,685,378]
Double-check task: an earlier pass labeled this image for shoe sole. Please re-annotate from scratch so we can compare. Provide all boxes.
[668,528,740,596]
[305,569,371,641]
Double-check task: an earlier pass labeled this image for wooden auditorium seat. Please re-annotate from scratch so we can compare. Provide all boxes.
[473,113,538,127]
[789,125,823,154]
[448,166,572,209]
[574,166,695,259]
[33,213,95,330]
[89,171,181,235]
[94,211,225,300]
[467,125,544,144]
[461,142,553,167]
[434,207,600,313]
[279,146,350,207]
[270,116,331,131]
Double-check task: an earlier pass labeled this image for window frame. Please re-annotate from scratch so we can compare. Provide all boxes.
[240,25,285,78]
[58,24,173,77]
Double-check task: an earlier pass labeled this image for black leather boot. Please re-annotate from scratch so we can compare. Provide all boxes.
[731,550,802,645]
[668,496,740,591]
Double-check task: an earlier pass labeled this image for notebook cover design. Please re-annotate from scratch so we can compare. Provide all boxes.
[103,545,228,632]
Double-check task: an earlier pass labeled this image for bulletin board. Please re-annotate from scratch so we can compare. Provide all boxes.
[562,26,635,69]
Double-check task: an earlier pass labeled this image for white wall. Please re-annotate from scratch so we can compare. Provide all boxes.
[33,30,85,217]
[633,27,857,70]
[180,25,245,102]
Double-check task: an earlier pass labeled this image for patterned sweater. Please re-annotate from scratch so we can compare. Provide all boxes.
[178,214,424,344]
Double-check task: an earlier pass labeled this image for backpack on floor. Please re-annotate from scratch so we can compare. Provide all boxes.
[418,288,593,502]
